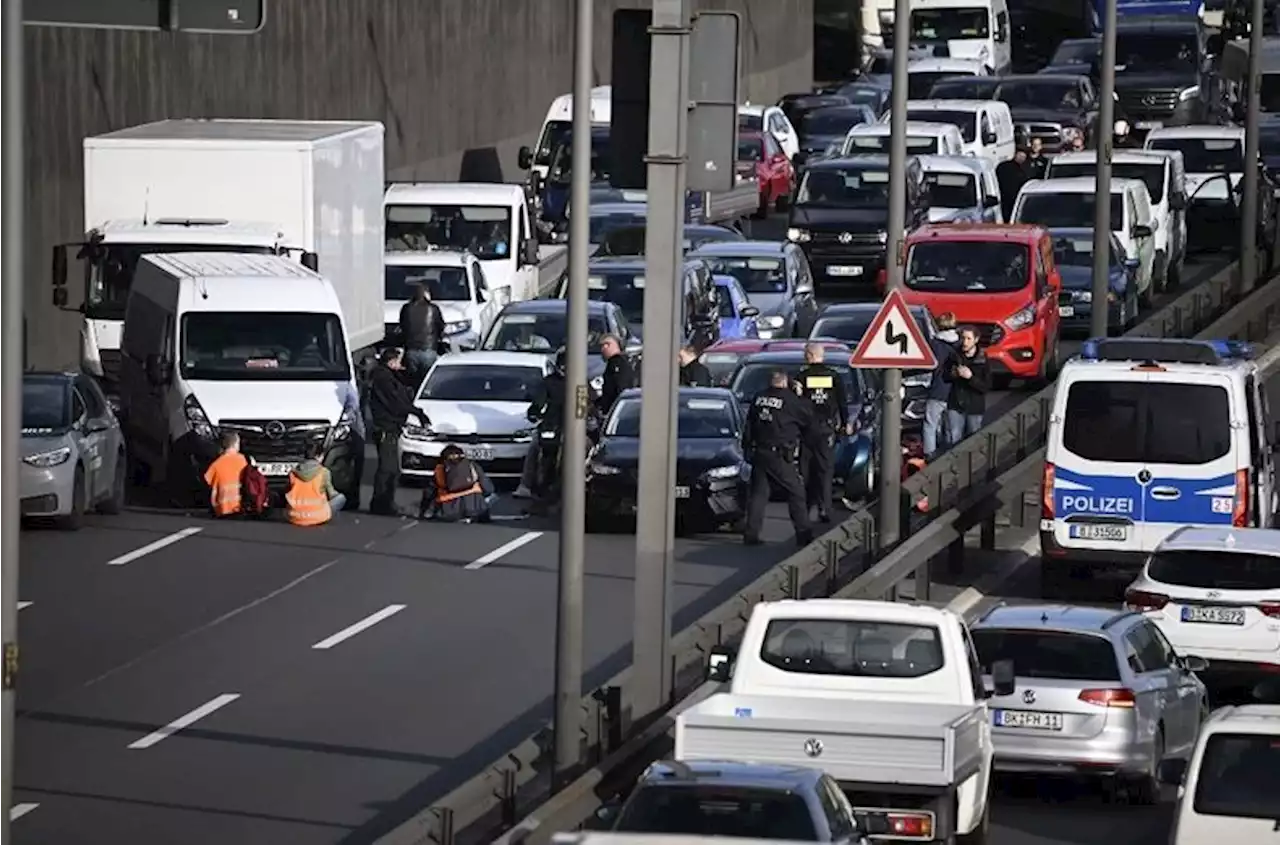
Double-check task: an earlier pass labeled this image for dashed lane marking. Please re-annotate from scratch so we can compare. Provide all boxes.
[18,601,31,610]
[106,526,203,566]
[312,604,407,650]
[9,803,38,820]
[127,693,240,749]
[466,531,545,570]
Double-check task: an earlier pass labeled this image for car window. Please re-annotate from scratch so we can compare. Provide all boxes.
[71,389,87,424]
[1061,381,1232,465]
[760,618,945,678]
[75,376,108,419]
[615,784,818,839]
[972,628,1122,681]
[1149,549,1280,591]
[818,777,855,839]
[1125,623,1171,673]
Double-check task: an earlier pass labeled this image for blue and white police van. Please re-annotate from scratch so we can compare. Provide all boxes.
[1041,338,1277,575]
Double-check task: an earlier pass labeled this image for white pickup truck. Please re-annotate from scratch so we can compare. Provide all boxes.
[680,599,1015,844]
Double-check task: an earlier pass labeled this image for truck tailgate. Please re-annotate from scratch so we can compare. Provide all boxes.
[675,693,985,788]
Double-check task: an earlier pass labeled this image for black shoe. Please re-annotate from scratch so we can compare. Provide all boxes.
[796,529,814,547]
[743,535,764,546]
[817,510,832,523]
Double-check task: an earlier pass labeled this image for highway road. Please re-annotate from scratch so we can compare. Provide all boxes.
[12,239,1235,844]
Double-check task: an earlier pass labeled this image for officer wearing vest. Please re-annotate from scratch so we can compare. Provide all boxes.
[203,431,249,517]
[421,444,496,522]
[285,443,347,526]
[795,343,851,523]
[743,369,815,547]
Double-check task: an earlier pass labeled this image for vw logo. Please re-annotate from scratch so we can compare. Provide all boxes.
[265,421,286,440]
[1137,469,1152,484]
[1142,94,1160,106]
[838,232,854,244]
[1207,590,1222,599]
[1022,689,1036,705]
[803,737,824,758]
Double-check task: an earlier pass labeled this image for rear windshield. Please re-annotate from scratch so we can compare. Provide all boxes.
[760,618,945,678]
[616,785,817,839]
[1061,381,1232,465]
[1193,733,1280,820]
[971,629,1121,681]
[1149,550,1280,591]
[1016,192,1124,231]
[1049,162,1165,203]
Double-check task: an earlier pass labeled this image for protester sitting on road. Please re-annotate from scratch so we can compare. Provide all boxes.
[204,431,249,518]
[285,442,346,526]
[420,444,496,522]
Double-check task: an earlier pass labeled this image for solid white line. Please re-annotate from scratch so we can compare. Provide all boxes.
[466,531,544,570]
[127,693,240,749]
[107,527,203,566]
[312,604,407,650]
[17,601,31,611]
[9,803,38,821]
[946,533,1041,618]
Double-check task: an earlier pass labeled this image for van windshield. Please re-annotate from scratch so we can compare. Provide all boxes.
[1148,550,1280,591]
[1061,381,1232,464]
[386,204,513,261]
[1016,192,1124,231]
[908,72,964,99]
[996,80,1082,109]
[846,134,939,154]
[1050,162,1165,203]
[906,241,1030,293]
[1192,733,1280,821]
[925,171,978,208]
[797,167,892,207]
[909,8,990,40]
[180,312,351,381]
[906,109,977,142]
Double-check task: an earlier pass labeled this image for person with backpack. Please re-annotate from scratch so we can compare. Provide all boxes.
[285,443,346,526]
[204,431,249,517]
[419,444,495,522]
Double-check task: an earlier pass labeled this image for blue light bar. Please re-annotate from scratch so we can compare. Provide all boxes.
[1080,337,1256,364]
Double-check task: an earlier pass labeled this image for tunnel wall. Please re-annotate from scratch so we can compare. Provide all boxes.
[22,0,814,368]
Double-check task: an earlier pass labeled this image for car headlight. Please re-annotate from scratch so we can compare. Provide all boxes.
[1004,304,1036,331]
[1179,86,1199,102]
[183,394,215,439]
[589,462,621,475]
[445,319,472,336]
[23,446,71,468]
[786,227,811,243]
[402,421,433,440]
[877,230,888,244]
[762,315,785,329]
[513,427,535,440]
[331,403,357,441]
[704,465,740,479]
[902,372,932,388]
[1076,290,1092,304]
[1114,119,1130,136]
[590,375,604,392]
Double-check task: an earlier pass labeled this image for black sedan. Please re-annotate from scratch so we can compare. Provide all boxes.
[586,387,748,532]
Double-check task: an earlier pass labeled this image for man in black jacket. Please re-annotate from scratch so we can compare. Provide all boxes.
[399,282,447,376]
[995,149,1030,222]
[366,347,428,516]
[596,334,636,415]
[794,343,851,523]
[678,345,713,387]
[944,325,990,445]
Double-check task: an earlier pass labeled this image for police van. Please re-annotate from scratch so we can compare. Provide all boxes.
[1041,338,1277,576]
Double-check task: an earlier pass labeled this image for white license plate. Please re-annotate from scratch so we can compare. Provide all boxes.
[1136,121,1163,130]
[1069,523,1128,541]
[466,447,494,461]
[1058,306,1075,317]
[827,265,863,276]
[995,709,1064,731]
[1182,605,1246,625]
[257,462,294,476]
[674,486,690,499]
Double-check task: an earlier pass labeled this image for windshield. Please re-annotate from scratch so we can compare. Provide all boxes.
[483,312,608,353]
[909,72,966,99]
[845,133,938,154]
[810,312,877,343]
[1261,75,1280,112]
[534,119,571,165]
[700,352,746,386]
[1050,40,1099,66]
[760,617,945,678]
[910,8,990,39]
[925,171,978,207]
[802,108,870,135]
[738,112,763,132]
[732,362,862,401]
[1016,192,1124,231]
[384,265,470,301]
[616,785,817,839]
[546,132,611,185]
[929,77,1001,99]
[1062,381,1231,464]
[23,381,69,431]
[1052,235,1120,267]
[1147,137,1243,173]
[997,81,1083,109]
[906,109,977,142]
[1193,733,1280,820]
[590,211,647,245]
[838,84,886,108]
[1050,162,1164,203]
[87,243,276,322]
[972,629,1121,681]
[607,395,737,438]
[1260,126,1280,157]
[180,312,351,381]
[588,271,646,323]
[1148,550,1280,591]
[1116,33,1197,71]
[419,364,543,402]
[907,241,1030,293]
[703,256,788,294]
[386,204,513,261]
[797,166,891,206]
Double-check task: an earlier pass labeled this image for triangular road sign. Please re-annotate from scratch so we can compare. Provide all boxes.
[849,289,938,369]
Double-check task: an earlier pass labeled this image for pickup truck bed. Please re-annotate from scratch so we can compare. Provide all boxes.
[675,693,985,789]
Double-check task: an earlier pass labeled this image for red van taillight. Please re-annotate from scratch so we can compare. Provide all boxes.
[1234,469,1249,527]
[1041,462,1055,519]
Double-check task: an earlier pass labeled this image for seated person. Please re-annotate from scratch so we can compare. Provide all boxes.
[204,431,249,517]
[421,444,495,522]
[285,443,346,526]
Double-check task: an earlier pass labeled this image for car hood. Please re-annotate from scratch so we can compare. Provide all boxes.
[187,380,355,425]
[414,399,532,435]
[594,436,742,468]
[790,206,889,231]
[22,433,73,460]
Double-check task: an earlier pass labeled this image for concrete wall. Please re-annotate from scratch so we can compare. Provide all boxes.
[23,0,814,368]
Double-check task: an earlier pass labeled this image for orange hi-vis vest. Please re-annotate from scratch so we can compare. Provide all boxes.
[286,472,332,526]
[434,463,482,504]
[204,452,248,516]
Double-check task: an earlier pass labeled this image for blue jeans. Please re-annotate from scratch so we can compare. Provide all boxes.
[922,399,949,458]
[946,410,984,445]
[404,348,437,376]
[328,493,347,513]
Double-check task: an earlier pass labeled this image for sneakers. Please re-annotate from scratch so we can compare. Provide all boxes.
[512,484,534,499]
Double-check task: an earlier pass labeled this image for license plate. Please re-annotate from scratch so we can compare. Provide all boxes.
[674,486,690,499]
[827,265,863,276]
[1136,121,1163,130]
[995,709,1064,731]
[257,462,294,476]
[1181,605,1246,625]
[466,447,494,461]
[1058,306,1075,317]
[1068,523,1128,541]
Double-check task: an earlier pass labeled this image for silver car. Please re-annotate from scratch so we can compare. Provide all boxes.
[22,372,127,529]
[971,603,1208,803]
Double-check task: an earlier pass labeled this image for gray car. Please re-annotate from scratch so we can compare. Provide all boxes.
[688,240,819,339]
[21,372,127,529]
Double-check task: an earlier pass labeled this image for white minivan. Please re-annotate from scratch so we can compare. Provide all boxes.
[519,86,612,181]
[905,0,1012,74]
[841,121,965,157]
[883,99,1016,163]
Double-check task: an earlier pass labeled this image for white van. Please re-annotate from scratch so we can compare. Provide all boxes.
[1012,176,1157,304]
[1146,125,1246,201]
[883,99,1015,163]
[906,0,1013,74]
[842,121,965,157]
[519,86,613,180]
[1046,149,1190,289]
[1040,338,1277,580]
[906,56,989,99]
[918,154,1004,222]
[383,249,498,352]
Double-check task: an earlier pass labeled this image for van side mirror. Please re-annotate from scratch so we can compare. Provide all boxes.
[982,130,998,145]
[301,252,319,272]
[523,237,540,266]
[740,305,760,318]
[990,658,1016,697]
[518,145,533,171]
[590,800,623,830]
[983,194,999,209]
[52,244,68,287]
[1158,758,1188,786]
[706,644,735,682]
[144,353,170,386]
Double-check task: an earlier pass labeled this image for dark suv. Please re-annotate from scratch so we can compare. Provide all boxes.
[1113,20,1211,142]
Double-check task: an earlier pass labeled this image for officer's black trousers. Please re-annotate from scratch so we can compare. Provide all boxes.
[801,430,836,515]
[745,448,811,540]
[370,428,401,514]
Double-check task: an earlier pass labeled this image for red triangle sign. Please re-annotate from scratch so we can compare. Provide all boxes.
[849,290,938,369]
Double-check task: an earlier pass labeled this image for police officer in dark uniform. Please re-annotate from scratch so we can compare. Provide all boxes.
[795,343,851,523]
[678,345,713,387]
[744,370,815,547]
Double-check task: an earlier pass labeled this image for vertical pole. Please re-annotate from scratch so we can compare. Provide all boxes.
[1241,0,1264,293]
[1090,0,1117,339]
[875,0,910,549]
[1,0,23,835]
[632,0,690,721]
[554,0,592,779]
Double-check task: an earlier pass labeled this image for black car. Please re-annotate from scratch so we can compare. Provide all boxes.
[993,74,1108,153]
[797,104,877,161]
[1113,20,1211,141]
[1182,158,1279,272]
[594,222,745,257]
[586,387,748,531]
[787,155,929,297]
[819,80,892,117]
[1038,37,1101,82]
[777,93,852,135]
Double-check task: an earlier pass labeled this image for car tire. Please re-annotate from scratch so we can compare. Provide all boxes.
[98,450,127,515]
[775,190,790,213]
[56,466,86,531]
[1127,728,1163,806]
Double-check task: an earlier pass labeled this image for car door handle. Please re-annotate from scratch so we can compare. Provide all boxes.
[1150,487,1181,500]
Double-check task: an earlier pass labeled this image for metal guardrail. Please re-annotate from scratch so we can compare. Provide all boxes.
[377,259,1271,845]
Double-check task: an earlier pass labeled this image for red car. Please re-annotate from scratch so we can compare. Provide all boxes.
[738,131,794,218]
[699,338,849,385]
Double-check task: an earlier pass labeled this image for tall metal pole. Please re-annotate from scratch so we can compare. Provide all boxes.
[1090,0,1117,339]
[632,0,690,722]
[1241,0,1264,293]
[875,0,910,549]
[553,0,592,779]
[1,0,23,835]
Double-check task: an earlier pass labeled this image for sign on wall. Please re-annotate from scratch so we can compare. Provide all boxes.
[25,0,265,33]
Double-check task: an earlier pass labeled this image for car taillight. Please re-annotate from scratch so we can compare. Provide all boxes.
[885,813,933,839]
[1124,589,1169,611]
[1234,468,1249,527]
[875,267,887,292]
[1079,688,1136,708]
[1041,462,1055,519]
[1259,602,1280,618]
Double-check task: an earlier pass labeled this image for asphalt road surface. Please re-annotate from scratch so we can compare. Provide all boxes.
[12,238,1235,843]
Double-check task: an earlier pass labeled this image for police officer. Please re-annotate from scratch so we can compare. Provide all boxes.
[523,347,570,500]
[795,343,851,523]
[744,370,815,547]
[366,347,428,516]
[678,345,713,387]
[596,333,636,415]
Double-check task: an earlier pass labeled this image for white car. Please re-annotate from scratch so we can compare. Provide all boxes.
[398,351,551,482]
[383,249,498,351]
[739,103,800,162]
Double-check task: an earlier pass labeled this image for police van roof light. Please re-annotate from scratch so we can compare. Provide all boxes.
[1080,338,1255,365]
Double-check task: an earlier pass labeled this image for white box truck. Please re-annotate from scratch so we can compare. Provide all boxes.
[53,119,386,383]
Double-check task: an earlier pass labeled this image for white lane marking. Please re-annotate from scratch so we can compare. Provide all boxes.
[312,604,407,650]
[107,526,203,566]
[127,693,240,749]
[946,533,1040,618]
[466,531,544,570]
[17,601,32,611]
[9,803,38,820]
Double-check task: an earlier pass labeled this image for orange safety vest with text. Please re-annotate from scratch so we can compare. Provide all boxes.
[204,452,248,516]
[286,472,332,526]
[434,463,482,504]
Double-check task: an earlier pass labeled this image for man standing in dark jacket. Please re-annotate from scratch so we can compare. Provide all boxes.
[923,312,959,459]
[678,345,713,387]
[366,347,428,516]
[795,343,850,522]
[945,325,990,445]
[596,334,637,415]
[995,149,1030,222]
[399,282,446,376]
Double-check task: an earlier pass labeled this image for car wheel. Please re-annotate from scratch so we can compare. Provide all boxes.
[98,449,127,515]
[56,466,86,531]
[1127,728,1163,805]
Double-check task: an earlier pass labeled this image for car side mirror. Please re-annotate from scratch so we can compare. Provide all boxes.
[1158,758,1188,786]
[590,800,622,830]
[990,658,1016,697]
[51,244,68,287]
[1181,654,1209,673]
[792,152,807,169]
[301,251,319,272]
[518,145,533,171]
[144,353,170,386]
[1207,33,1225,56]
[740,305,760,317]
[983,194,999,209]
[85,418,111,434]
[1132,224,1153,238]
[706,644,735,682]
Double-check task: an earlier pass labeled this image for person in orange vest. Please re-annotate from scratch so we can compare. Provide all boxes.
[285,443,346,526]
[420,444,495,522]
[204,431,249,517]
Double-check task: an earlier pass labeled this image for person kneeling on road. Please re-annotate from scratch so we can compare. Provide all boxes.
[204,431,249,518]
[420,444,496,522]
[285,443,346,527]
